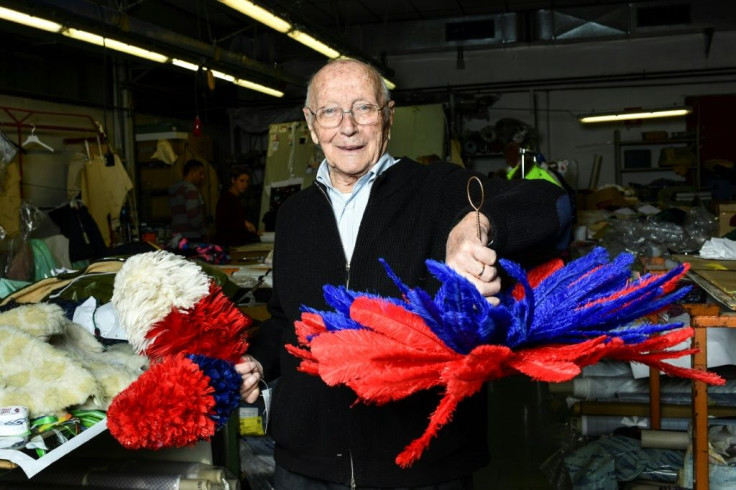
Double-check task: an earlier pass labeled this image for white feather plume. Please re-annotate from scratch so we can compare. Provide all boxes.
[112,250,211,354]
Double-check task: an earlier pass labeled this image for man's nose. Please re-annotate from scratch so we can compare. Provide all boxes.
[339,110,358,131]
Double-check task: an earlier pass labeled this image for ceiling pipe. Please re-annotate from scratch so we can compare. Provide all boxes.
[20,0,303,87]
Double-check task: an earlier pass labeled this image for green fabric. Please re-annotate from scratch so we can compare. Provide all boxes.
[195,259,241,299]
[30,239,59,281]
[0,278,31,299]
[507,164,562,187]
[49,272,117,303]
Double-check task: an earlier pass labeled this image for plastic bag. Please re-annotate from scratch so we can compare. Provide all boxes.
[1,201,46,281]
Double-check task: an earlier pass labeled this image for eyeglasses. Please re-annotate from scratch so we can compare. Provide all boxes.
[307,102,387,128]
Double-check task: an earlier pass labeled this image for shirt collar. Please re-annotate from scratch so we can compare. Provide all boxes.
[316,153,397,191]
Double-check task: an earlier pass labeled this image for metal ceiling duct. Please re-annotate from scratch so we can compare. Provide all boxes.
[341,0,735,56]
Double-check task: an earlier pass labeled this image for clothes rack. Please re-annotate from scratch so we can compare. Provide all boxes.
[0,106,102,197]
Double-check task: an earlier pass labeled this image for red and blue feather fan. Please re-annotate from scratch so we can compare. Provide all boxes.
[287,247,724,468]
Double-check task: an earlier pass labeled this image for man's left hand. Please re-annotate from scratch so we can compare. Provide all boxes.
[446,212,500,305]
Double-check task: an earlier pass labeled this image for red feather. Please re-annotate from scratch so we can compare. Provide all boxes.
[288,253,722,468]
[107,354,217,449]
[511,258,563,300]
[145,283,251,362]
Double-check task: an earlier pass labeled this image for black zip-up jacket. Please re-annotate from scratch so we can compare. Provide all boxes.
[247,158,571,487]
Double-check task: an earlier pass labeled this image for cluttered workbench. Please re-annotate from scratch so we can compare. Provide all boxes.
[672,254,736,490]
[216,241,274,321]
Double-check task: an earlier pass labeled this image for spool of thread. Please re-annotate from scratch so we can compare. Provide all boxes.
[640,429,690,450]
[178,478,211,490]
[0,406,29,436]
[195,467,225,482]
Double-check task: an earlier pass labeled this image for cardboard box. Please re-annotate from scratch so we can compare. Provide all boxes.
[642,130,668,141]
[138,166,175,191]
[717,202,736,237]
[585,188,629,210]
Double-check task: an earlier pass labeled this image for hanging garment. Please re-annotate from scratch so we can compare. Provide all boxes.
[80,152,133,247]
[67,152,86,201]
[48,202,107,262]
[0,161,21,237]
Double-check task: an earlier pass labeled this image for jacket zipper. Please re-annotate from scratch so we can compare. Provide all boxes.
[316,179,379,487]
[316,181,351,287]
[350,450,356,489]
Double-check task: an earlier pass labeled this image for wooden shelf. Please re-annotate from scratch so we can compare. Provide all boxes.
[620,165,697,173]
[618,137,697,146]
[614,129,701,187]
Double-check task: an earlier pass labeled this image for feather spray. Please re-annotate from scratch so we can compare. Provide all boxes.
[287,247,724,468]
[108,250,251,450]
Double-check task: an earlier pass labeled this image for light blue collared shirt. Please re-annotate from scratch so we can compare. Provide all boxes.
[316,153,398,262]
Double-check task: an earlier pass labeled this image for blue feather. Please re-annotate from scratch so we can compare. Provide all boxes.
[187,354,241,428]
[301,246,691,356]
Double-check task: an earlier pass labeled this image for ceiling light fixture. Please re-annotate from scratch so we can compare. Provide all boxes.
[287,30,340,59]
[210,70,236,83]
[63,28,169,63]
[234,78,284,98]
[579,107,691,124]
[217,0,396,88]
[0,6,283,97]
[172,58,201,71]
[217,0,291,33]
[217,0,338,58]
[0,6,62,32]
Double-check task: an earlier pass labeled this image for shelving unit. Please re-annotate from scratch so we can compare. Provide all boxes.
[133,132,216,232]
[614,128,701,188]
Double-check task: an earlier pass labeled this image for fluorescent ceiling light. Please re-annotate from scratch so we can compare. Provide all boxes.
[3,6,286,98]
[63,28,169,63]
[103,38,169,63]
[218,1,395,88]
[235,78,284,97]
[172,59,200,71]
[287,30,340,59]
[579,108,691,124]
[0,6,63,32]
[62,27,105,46]
[211,70,236,82]
[217,0,291,33]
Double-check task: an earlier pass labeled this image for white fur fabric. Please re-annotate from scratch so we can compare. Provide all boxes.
[0,302,67,341]
[0,304,147,418]
[111,250,211,355]
[0,325,97,418]
[51,322,148,410]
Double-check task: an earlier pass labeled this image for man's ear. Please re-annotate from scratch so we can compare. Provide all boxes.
[386,101,396,126]
[303,109,320,145]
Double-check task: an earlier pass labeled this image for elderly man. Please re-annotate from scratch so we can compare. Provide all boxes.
[237,59,571,489]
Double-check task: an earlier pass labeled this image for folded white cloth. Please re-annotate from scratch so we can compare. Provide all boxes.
[699,237,736,260]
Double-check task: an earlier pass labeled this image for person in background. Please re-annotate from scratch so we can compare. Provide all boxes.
[168,159,208,242]
[236,59,572,489]
[214,167,260,247]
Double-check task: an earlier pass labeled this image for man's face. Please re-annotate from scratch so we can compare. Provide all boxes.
[304,62,394,187]
[193,167,206,186]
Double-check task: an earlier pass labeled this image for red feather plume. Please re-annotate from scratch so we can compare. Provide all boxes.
[145,283,251,363]
[107,354,217,449]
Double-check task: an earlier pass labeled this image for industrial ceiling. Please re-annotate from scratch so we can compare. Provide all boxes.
[0,0,734,115]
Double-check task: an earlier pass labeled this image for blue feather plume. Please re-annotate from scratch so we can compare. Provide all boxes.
[187,354,242,428]
[305,247,691,356]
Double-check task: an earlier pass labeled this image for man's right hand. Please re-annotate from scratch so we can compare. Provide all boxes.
[235,355,263,403]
